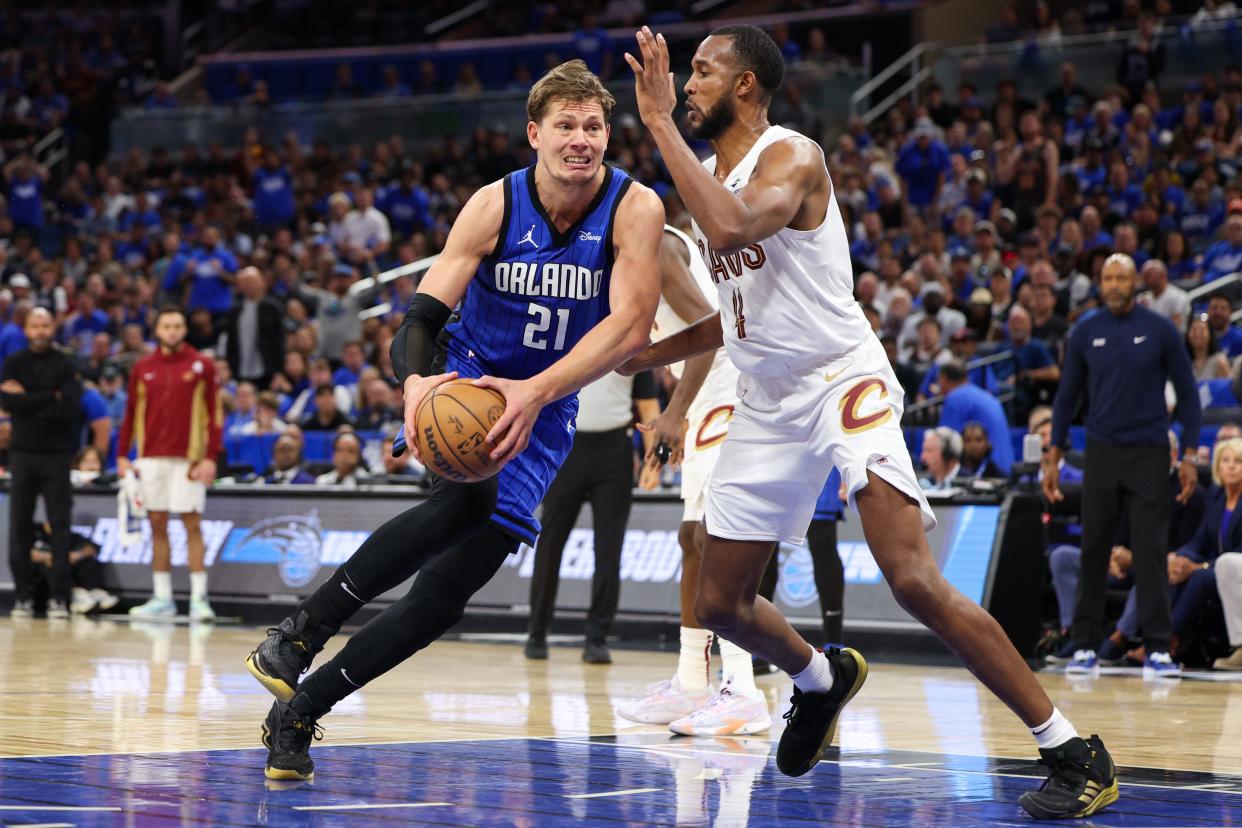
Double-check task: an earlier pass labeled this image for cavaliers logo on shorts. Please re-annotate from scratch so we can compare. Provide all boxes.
[838,378,893,434]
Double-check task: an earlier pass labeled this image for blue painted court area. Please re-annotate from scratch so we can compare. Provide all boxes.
[1,735,1239,827]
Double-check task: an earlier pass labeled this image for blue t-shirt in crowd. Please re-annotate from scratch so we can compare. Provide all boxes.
[992,339,1056,384]
[939,382,1015,473]
[181,246,239,313]
[253,166,295,226]
[332,365,362,389]
[1200,240,1242,283]
[895,139,951,207]
[1104,184,1142,220]
[0,323,28,364]
[1181,201,1225,252]
[78,386,109,448]
[1215,325,1242,359]
[380,185,433,235]
[7,173,43,229]
[64,309,111,343]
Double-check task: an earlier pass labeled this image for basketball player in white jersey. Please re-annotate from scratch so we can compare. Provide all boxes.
[624,25,1117,819]
[617,223,772,736]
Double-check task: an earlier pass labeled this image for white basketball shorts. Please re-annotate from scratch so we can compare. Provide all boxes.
[679,401,734,522]
[704,335,936,545]
[135,457,207,514]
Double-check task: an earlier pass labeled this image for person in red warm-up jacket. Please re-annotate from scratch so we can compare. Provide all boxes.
[117,305,223,621]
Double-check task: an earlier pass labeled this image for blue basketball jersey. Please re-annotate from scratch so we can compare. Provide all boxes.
[441,164,633,546]
[444,164,632,382]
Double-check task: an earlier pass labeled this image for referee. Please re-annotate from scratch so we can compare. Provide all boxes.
[525,370,659,664]
[1045,253,1200,673]
[2,308,82,618]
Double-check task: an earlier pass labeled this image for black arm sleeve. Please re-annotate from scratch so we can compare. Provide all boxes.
[390,294,453,384]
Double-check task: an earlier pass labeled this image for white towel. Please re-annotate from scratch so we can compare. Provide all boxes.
[116,471,145,548]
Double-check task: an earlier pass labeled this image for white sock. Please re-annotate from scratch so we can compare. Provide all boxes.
[1031,707,1079,750]
[678,626,713,691]
[719,637,761,698]
[790,645,835,693]
[153,571,172,601]
[189,571,209,601]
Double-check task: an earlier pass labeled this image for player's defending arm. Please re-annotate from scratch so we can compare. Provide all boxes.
[638,232,717,467]
[391,182,502,461]
[475,184,665,465]
[625,26,824,254]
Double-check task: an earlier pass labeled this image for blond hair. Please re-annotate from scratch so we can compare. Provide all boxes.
[526,59,615,124]
[1213,437,1242,486]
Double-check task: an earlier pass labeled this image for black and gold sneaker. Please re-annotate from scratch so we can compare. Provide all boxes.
[261,694,325,781]
[246,611,316,702]
[1020,735,1119,819]
[775,647,868,777]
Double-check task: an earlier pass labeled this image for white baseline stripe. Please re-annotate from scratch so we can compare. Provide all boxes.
[0,806,123,811]
[565,787,661,800]
[294,802,452,812]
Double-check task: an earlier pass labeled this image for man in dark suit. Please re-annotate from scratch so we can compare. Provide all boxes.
[225,266,284,389]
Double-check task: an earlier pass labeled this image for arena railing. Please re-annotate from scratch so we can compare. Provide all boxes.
[853,14,1239,127]
[1186,272,1242,310]
[352,253,441,321]
[901,349,1018,427]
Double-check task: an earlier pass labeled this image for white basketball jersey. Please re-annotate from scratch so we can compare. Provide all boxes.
[691,125,872,378]
[651,225,739,421]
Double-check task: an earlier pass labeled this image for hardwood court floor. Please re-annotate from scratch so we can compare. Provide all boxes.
[0,618,1239,825]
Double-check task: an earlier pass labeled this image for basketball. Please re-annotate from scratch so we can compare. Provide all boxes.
[413,379,507,483]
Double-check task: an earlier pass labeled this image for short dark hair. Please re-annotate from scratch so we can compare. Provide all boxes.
[710,24,785,104]
[315,383,335,398]
[940,360,969,384]
[155,304,186,324]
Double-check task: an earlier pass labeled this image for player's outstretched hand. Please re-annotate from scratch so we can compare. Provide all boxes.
[637,408,687,468]
[401,371,459,462]
[473,376,546,465]
[624,26,677,128]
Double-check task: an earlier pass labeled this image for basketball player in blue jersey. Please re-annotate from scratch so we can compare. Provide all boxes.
[245,59,664,781]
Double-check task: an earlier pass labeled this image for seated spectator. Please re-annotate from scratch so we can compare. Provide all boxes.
[1138,259,1190,333]
[904,317,953,379]
[938,360,1015,473]
[994,305,1060,421]
[355,378,401,431]
[900,283,965,351]
[263,433,315,485]
[1206,294,1242,359]
[225,382,258,436]
[316,431,369,487]
[240,391,286,436]
[1198,205,1242,284]
[377,435,423,484]
[881,334,924,403]
[1186,314,1230,381]
[286,358,353,421]
[28,518,117,616]
[919,426,963,490]
[1029,282,1070,354]
[960,421,1005,479]
[70,445,105,487]
[302,384,353,431]
[97,367,127,428]
[332,340,370,393]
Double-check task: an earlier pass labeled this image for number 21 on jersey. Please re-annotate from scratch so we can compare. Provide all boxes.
[523,302,570,350]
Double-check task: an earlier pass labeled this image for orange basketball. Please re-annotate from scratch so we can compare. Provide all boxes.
[413,379,507,483]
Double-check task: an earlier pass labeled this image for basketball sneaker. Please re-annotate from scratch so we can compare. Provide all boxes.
[775,647,868,777]
[668,681,772,736]
[129,597,177,618]
[261,695,324,781]
[189,597,216,622]
[1043,640,1079,666]
[1065,649,1098,674]
[91,589,119,612]
[247,611,316,703]
[1019,735,1118,819]
[616,676,714,725]
[46,599,70,620]
[71,588,96,615]
[10,599,33,619]
[1142,651,1181,679]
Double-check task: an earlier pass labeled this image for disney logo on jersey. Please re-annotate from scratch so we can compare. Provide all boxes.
[493,260,604,300]
[577,230,602,243]
[697,240,767,285]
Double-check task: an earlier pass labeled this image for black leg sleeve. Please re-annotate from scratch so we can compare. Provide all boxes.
[300,525,519,708]
[297,474,497,651]
[807,519,845,644]
[584,430,634,643]
[8,452,40,602]
[527,439,589,639]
